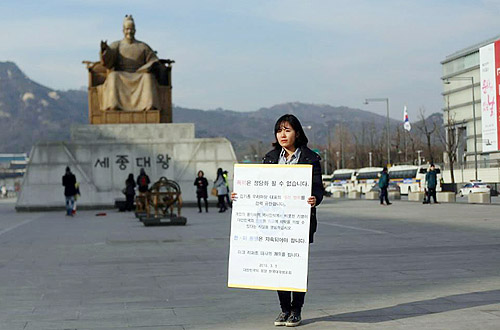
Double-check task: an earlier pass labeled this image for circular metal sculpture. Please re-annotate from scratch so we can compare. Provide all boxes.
[138,177,187,226]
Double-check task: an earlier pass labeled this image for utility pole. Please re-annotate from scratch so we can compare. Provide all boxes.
[417,150,422,166]
[364,98,391,166]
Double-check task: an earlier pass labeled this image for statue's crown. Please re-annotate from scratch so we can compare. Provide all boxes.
[123,15,135,25]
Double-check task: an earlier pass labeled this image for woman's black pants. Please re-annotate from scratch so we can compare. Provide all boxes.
[197,196,208,212]
[125,194,135,211]
[277,291,305,313]
[217,195,226,210]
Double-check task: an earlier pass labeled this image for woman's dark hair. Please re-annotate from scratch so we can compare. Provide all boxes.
[272,114,309,149]
[198,170,204,177]
[126,173,134,185]
[216,168,223,179]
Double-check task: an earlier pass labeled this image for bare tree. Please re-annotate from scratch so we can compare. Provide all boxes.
[416,107,437,163]
[438,105,464,188]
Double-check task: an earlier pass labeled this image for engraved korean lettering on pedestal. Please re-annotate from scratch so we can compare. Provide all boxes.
[115,155,129,170]
[157,154,171,169]
[94,157,110,168]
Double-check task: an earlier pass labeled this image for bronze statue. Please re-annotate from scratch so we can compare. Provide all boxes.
[98,15,162,111]
[83,15,174,124]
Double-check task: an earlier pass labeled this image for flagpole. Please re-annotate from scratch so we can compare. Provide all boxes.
[404,129,407,163]
[403,105,410,163]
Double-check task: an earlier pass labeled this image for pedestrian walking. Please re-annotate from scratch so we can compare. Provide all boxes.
[378,167,392,205]
[136,168,151,195]
[423,164,439,204]
[62,166,77,216]
[214,168,227,213]
[125,173,136,211]
[194,170,209,213]
[233,114,324,327]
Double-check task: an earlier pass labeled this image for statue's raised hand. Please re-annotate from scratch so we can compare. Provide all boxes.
[100,40,108,52]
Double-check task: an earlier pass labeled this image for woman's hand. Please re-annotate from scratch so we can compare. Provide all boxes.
[307,196,316,207]
[231,192,237,201]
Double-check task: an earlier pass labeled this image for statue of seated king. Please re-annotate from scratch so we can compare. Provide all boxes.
[99,15,162,111]
[83,15,174,124]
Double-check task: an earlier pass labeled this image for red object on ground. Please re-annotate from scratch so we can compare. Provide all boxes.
[95,212,107,216]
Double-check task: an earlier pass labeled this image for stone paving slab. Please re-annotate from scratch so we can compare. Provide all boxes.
[1,198,500,329]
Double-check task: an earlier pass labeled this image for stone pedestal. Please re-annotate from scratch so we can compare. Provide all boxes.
[408,192,425,202]
[348,191,361,199]
[389,191,401,200]
[16,124,237,211]
[437,192,456,203]
[332,191,345,198]
[468,193,491,204]
[365,191,378,200]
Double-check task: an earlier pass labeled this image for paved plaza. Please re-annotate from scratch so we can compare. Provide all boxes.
[0,197,500,329]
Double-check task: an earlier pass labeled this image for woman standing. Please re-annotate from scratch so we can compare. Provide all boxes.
[214,168,227,213]
[125,173,136,211]
[194,170,209,213]
[233,114,323,327]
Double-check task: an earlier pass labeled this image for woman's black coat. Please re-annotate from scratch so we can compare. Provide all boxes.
[262,146,324,243]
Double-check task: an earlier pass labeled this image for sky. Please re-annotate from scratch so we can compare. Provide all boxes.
[2,0,500,120]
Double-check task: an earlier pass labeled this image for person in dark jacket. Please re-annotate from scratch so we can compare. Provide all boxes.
[423,164,439,204]
[194,170,209,213]
[378,167,391,205]
[125,173,136,211]
[233,114,323,327]
[136,168,151,194]
[62,166,77,216]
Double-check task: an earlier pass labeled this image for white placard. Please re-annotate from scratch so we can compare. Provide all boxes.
[228,164,312,292]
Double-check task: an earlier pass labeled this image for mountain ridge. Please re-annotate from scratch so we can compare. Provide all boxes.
[0,61,442,164]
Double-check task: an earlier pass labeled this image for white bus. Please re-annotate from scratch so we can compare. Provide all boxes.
[388,164,442,194]
[331,169,356,192]
[352,167,384,194]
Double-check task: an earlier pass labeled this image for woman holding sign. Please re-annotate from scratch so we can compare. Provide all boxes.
[233,114,323,327]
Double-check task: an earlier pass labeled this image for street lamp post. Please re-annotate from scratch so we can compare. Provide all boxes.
[445,77,478,181]
[364,98,391,166]
[368,151,373,167]
[323,149,328,175]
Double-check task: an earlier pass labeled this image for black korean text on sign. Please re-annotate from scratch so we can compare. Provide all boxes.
[116,155,129,170]
[157,154,171,169]
[136,156,151,168]
[94,157,110,168]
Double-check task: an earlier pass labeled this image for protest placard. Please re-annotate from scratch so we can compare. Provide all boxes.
[228,164,312,292]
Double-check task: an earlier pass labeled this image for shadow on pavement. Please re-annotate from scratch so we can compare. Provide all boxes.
[304,289,500,324]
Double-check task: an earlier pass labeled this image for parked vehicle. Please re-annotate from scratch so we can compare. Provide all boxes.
[352,167,383,194]
[321,174,334,188]
[325,182,348,194]
[330,169,356,192]
[388,164,442,195]
[458,182,493,197]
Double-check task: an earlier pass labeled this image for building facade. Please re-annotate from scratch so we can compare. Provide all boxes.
[441,35,500,183]
[0,153,28,197]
